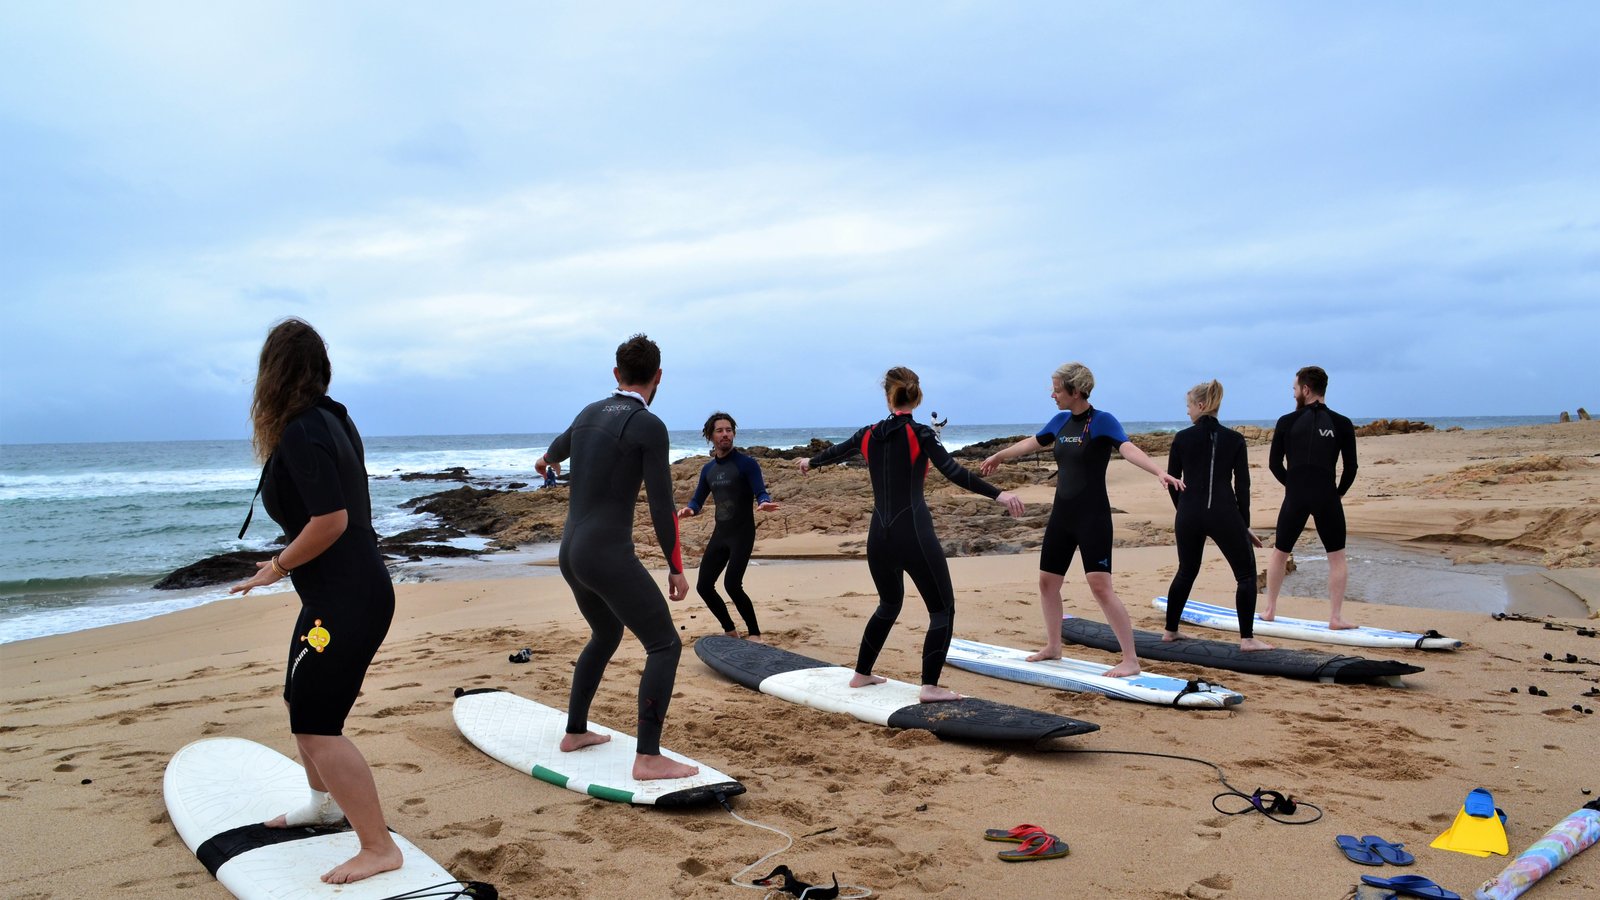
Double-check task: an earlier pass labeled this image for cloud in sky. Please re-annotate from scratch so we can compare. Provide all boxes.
[2,3,1597,443]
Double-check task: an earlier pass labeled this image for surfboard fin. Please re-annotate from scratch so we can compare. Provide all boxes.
[1430,787,1508,856]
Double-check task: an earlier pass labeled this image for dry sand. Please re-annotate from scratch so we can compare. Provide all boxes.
[3,422,1598,899]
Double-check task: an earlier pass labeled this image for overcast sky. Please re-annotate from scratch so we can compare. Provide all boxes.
[3,3,1596,444]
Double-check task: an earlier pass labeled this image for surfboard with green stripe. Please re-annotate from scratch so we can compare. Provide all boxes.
[452,688,743,807]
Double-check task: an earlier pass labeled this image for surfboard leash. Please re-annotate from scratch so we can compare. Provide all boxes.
[715,789,874,899]
[372,880,499,899]
[1043,748,1324,825]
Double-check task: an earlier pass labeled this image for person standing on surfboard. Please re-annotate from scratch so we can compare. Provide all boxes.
[1161,380,1274,652]
[980,362,1183,677]
[228,318,403,884]
[535,334,700,781]
[1263,365,1359,629]
[678,411,780,641]
[798,367,1025,702]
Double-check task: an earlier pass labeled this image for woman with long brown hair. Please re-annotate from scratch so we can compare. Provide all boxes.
[229,318,402,884]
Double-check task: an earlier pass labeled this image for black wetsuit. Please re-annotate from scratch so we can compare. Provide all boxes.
[807,413,1001,685]
[545,391,684,756]
[1163,416,1258,637]
[686,451,773,635]
[262,397,394,736]
[1269,401,1358,554]
[1035,407,1128,576]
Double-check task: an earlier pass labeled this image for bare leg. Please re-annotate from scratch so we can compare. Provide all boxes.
[1327,549,1354,629]
[1028,571,1066,661]
[633,753,699,781]
[1086,572,1139,677]
[849,673,887,687]
[559,731,612,751]
[266,702,342,829]
[919,684,964,702]
[295,734,403,884]
[1263,549,1290,621]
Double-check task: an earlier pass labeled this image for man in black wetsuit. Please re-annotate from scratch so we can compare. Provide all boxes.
[679,412,780,640]
[534,334,698,781]
[1263,365,1359,629]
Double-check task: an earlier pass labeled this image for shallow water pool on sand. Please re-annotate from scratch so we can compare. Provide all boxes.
[1278,536,1551,616]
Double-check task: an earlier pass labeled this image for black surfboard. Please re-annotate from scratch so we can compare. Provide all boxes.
[1059,617,1423,685]
[695,635,1098,741]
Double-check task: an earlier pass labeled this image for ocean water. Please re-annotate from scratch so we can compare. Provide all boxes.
[0,415,1557,644]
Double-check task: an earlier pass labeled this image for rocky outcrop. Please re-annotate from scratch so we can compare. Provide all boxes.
[1579,408,1592,421]
[154,551,276,590]
[397,467,472,482]
[1355,418,1434,437]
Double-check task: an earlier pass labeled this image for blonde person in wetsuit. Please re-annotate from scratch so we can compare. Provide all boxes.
[980,362,1184,677]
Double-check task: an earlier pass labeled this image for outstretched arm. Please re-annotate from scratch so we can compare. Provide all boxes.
[799,426,868,474]
[980,435,1043,476]
[1120,440,1184,491]
[738,456,780,511]
[925,430,1024,516]
[680,466,711,518]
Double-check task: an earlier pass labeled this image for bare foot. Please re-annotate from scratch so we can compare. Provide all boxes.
[849,673,887,688]
[722,630,738,638]
[1259,607,1276,622]
[1238,638,1275,652]
[1328,619,1358,631]
[1024,648,1062,662]
[559,731,612,752]
[633,754,699,781]
[745,634,767,644]
[321,843,404,884]
[264,814,289,828]
[1161,630,1188,643]
[1104,661,1141,678]
[919,685,964,702]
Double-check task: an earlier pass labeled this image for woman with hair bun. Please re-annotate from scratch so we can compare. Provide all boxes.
[1161,380,1272,651]
[798,367,1025,702]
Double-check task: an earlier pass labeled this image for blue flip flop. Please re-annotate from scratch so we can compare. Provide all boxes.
[1360,874,1460,899]
[1336,834,1384,865]
[1362,835,1416,866]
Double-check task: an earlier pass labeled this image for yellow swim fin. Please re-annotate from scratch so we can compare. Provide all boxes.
[1431,788,1508,856]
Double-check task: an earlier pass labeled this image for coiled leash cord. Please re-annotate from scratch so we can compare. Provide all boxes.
[375,881,498,899]
[716,790,873,899]
[1045,748,1323,825]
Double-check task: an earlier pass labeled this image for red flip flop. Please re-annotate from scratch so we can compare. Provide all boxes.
[997,832,1070,861]
[983,823,1048,843]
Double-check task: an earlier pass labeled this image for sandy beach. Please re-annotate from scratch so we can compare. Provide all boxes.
[3,422,1597,899]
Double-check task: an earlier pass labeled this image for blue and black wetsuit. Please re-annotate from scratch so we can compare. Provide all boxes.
[545,391,685,756]
[262,397,394,736]
[807,412,1001,686]
[1268,402,1358,554]
[686,450,773,635]
[1035,406,1129,576]
[1163,416,1258,636]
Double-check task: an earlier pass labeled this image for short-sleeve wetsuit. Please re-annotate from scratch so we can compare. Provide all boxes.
[262,396,395,736]
[686,450,773,635]
[545,391,685,756]
[807,412,1001,686]
[1162,416,1258,637]
[1268,401,1358,554]
[1035,406,1129,576]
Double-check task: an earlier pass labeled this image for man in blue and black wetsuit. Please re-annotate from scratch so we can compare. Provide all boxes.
[679,412,780,641]
[535,334,699,781]
[1263,365,1359,629]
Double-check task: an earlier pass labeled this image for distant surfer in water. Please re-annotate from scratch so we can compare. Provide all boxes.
[1160,380,1273,652]
[1263,365,1359,629]
[798,367,1024,702]
[678,411,780,641]
[229,318,403,884]
[535,334,699,780]
[981,362,1184,676]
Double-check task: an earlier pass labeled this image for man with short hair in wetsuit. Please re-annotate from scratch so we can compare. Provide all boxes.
[534,334,699,781]
[1263,365,1359,629]
[679,412,780,641]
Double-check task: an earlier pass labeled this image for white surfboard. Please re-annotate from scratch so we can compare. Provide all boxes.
[946,638,1245,708]
[164,737,475,900]
[451,688,744,807]
[1154,597,1463,650]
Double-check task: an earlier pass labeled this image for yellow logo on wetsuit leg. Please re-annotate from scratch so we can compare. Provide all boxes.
[300,619,331,653]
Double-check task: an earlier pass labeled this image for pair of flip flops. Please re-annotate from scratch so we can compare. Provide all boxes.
[1359,874,1459,899]
[1337,834,1415,866]
[984,824,1069,862]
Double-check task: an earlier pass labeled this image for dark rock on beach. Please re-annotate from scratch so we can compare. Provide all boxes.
[398,467,472,482]
[403,486,519,534]
[154,551,276,590]
[744,439,836,461]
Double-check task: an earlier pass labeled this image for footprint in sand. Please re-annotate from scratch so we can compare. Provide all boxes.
[373,761,422,774]
[1185,873,1233,899]
[400,797,429,817]
[425,817,502,840]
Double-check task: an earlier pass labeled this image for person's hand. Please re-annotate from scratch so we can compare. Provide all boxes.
[996,491,1025,518]
[677,506,697,519]
[535,456,560,478]
[758,501,781,512]
[229,560,283,595]
[1159,472,1185,491]
[1247,530,1264,549]
[796,458,811,475]
[667,572,689,601]
[979,454,1002,477]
